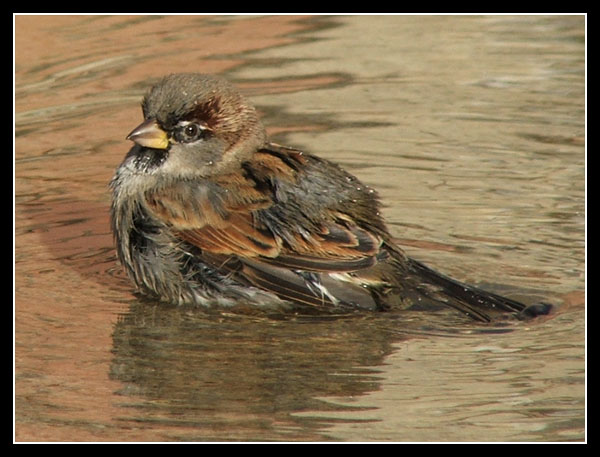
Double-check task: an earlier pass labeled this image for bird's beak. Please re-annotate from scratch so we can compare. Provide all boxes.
[126,118,169,150]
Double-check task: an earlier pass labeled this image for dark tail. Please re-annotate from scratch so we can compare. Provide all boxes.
[406,258,528,322]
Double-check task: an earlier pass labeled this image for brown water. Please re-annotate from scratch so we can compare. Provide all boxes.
[14,15,585,442]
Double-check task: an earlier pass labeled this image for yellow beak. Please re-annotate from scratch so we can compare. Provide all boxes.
[126,119,169,150]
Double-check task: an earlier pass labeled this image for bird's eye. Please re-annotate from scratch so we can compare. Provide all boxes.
[176,122,207,143]
[184,124,199,138]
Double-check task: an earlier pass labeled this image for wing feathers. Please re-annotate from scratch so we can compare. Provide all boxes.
[142,146,386,309]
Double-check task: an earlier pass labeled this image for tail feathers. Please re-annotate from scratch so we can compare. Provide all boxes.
[406,258,526,322]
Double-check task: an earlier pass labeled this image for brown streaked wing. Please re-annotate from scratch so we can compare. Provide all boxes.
[177,213,281,258]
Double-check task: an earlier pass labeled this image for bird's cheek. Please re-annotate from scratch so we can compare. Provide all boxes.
[163,140,227,175]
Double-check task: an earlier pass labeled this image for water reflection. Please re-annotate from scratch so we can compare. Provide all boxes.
[109,300,522,441]
[110,305,394,440]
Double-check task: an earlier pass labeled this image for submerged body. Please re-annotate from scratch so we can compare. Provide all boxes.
[111,73,546,322]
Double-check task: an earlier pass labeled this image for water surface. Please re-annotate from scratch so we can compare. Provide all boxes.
[14,15,585,442]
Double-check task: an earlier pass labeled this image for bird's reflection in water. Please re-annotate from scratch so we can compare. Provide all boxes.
[109,299,518,440]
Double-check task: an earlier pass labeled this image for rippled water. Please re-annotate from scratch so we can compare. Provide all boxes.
[14,15,585,442]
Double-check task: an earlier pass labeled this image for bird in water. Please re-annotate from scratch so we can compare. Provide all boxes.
[110,73,551,322]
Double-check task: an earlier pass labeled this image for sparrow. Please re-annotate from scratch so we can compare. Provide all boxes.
[110,73,551,322]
